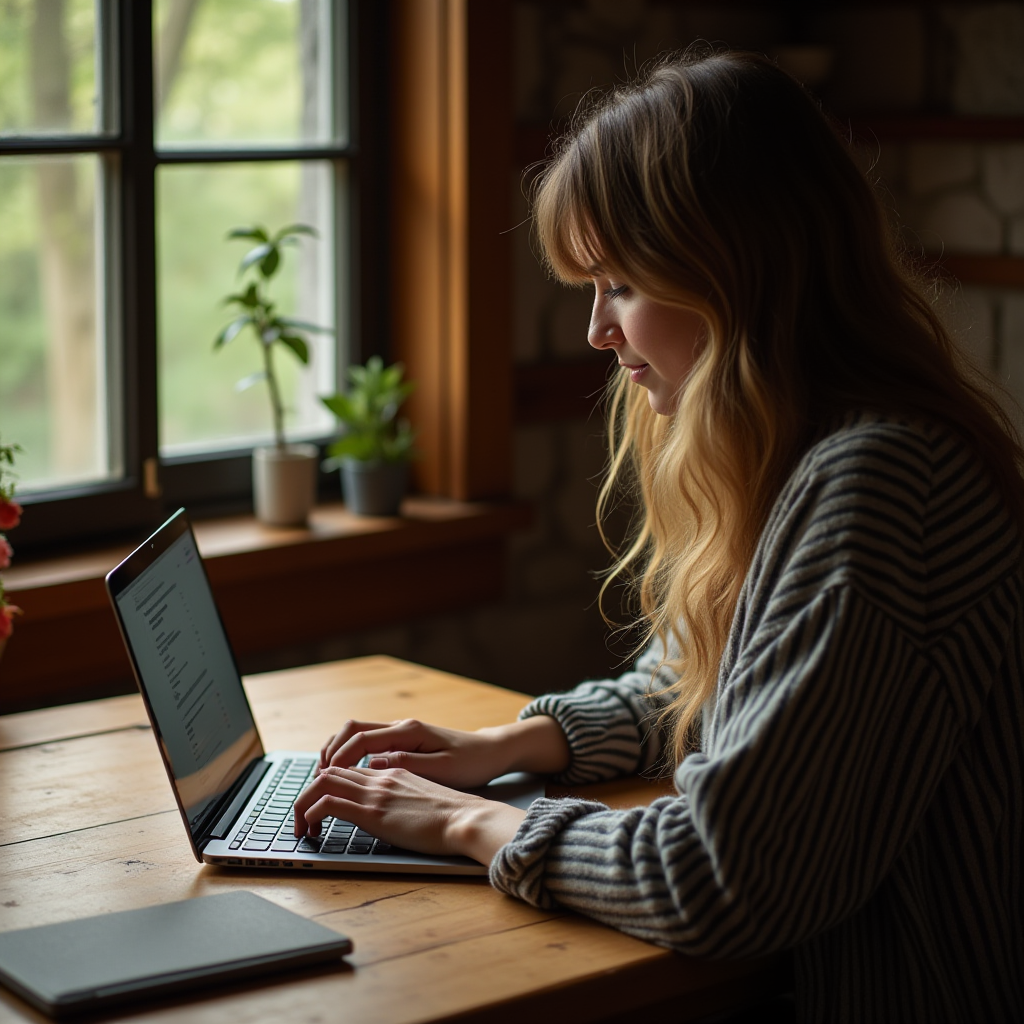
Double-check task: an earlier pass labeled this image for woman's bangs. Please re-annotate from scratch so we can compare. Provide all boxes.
[536,147,611,284]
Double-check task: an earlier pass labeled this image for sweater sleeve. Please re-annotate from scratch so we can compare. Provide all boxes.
[517,641,679,784]
[493,585,969,955]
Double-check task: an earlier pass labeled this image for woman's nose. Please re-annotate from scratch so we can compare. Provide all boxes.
[589,328,617,351]
[588,304,621,351]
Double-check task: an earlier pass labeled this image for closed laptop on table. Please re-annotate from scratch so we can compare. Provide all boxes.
[0,891,351,1017]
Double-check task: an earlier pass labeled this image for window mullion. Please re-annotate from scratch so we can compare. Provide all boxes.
[119,0,161,511]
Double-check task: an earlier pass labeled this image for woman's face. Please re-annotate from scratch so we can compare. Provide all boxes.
[588,270,706,415]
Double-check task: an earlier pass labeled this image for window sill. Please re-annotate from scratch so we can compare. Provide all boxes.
[1,497,531,713]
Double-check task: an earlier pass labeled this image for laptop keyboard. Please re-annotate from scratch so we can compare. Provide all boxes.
[228,758,395,857]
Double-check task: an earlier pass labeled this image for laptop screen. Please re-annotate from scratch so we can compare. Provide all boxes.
[111,520,261,833]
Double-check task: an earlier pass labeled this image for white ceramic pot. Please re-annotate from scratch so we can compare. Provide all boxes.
[252,443,319,526]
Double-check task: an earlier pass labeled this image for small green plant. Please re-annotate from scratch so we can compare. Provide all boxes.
[321,357,417,465]
[213,224,331,449]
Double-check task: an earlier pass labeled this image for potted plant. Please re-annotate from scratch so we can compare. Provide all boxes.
[214,224,330,526]
[0,437,23,661]
[321,357,416,516]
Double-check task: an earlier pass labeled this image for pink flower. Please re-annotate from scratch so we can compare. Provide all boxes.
[0,603,21,641]
[0,537,10,570]
[0,500,21,531]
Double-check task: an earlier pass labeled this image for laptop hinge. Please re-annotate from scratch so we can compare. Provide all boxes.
[197,758,270,846]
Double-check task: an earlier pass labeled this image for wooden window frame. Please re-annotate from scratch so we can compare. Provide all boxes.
[389,0,514,501]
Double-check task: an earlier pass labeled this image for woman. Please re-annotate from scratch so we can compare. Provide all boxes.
[294,50,1024,1022]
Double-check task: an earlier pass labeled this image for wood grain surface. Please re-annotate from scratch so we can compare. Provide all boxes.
[0,656,781,1023]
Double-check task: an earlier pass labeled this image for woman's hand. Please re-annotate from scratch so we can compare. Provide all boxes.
[317,715,571,789]
[292,766,527,864]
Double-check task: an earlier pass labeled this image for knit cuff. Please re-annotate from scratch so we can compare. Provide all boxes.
[489,796,608,908]
[519,684,653,785]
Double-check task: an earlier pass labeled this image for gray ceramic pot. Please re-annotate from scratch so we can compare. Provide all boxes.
[341,460,408,516]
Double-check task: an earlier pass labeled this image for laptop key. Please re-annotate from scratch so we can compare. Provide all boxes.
[296,837,322,853]
[242,839,272,851]
[271,839,299,852]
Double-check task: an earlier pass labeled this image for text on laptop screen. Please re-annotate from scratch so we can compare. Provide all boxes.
[114,529,260,830]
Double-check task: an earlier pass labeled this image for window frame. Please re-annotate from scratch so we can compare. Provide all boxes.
[4,0,387,552]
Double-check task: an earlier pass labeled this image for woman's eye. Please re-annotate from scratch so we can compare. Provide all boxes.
[603,284,629,299]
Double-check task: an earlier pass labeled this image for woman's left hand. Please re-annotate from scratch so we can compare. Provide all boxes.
[292,766,527,865]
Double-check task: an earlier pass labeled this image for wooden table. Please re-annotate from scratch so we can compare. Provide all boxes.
[0,656,782,1023]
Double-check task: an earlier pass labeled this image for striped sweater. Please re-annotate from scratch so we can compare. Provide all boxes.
[490,414,1024,1023]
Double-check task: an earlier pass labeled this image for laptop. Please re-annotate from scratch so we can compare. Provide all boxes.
[105,507,543,875]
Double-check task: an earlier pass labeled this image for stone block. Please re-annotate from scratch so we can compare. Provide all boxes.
[997,293,1024,435]
[522,549,593,599]
[405,614,485,683]
[982,144,1024,215]
[944,285,997,374]
[507,509,553,564]
[512,174,551,364]
[945,4,1024,115]
[312,636,358,664]
[550,288,594,359]
[816,8,925,112]
[513,423,558,500]
[1010,215,1024,256]
[553,45,617,120]
[867,142,904,195]
[471,600,613,696]
[632,7,679,67]
[586,0,647,33]
[555,421,607,548]
[351,625,413,662]
[514,2,545,122]
[922,191,1001,253]
[905,143,977,196]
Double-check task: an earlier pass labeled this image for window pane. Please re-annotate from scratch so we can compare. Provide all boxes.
[0,0,101,136]
[157,161,337,456]
[154,0,338,149]
[0,155,115,491]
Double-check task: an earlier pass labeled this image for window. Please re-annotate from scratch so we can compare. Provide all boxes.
[0,0,376,549]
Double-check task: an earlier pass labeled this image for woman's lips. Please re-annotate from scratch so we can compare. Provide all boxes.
[621,362,649,384]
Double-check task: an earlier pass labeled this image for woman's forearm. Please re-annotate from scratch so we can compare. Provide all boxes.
[448,800,528,865]
[483,715,571,776]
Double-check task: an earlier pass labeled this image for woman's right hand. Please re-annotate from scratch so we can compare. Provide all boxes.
[318,715,571,789]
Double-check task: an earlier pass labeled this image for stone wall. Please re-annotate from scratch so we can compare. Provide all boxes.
[247,2,1024,700]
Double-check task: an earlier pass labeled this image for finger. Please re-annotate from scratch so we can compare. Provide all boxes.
[360,750,449,781]
[303,794,358,836]
[321,720,389,768]
[321,720,391,769]
[327,721,426,769]
[293,768,366,835]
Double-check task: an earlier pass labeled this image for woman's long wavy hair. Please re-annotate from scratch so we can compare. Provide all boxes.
[533,48,1024,762]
